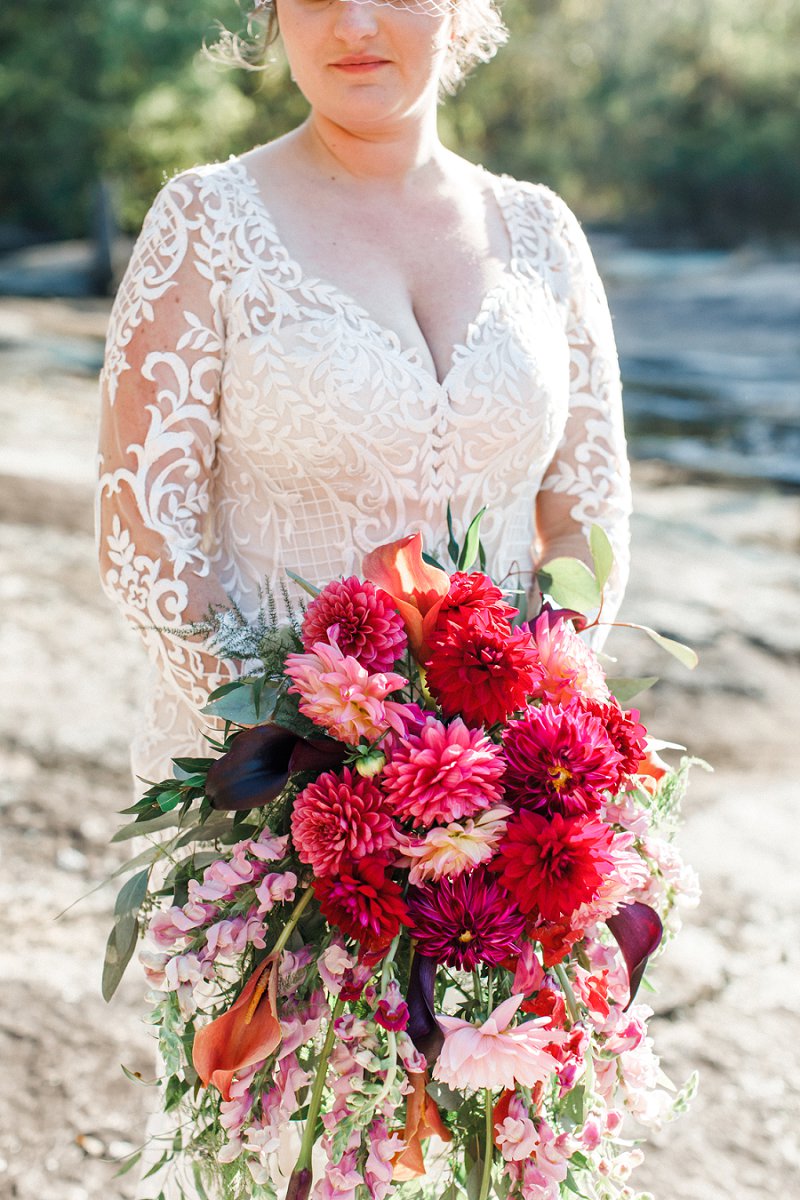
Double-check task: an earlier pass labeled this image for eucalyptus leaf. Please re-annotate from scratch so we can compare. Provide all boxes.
[141,1151,171,1181]
[202,680,278,725]
[537,556,601,612]
[465,1156,484,1200]
[102,868,149,1001]
[589,524,614,591]
[173,812,236,849]
[155,789,184,814]
[457,506,487,571]
[425,1079,463,1111]
[285,569,321,597]
[606,675,659,705]
[642,626,699,669]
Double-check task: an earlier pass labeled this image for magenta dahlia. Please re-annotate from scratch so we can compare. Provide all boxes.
[425,611,542,728]
[491,811,616,921]
[301,576,407,672]
[406,867,525,970]
[578,698,648,787]
[502,702,623,816]
[382,716,505,826]
[313,856,412,954]
[291,767,399,876]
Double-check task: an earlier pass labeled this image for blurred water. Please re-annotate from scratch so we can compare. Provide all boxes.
[600,242,800,487]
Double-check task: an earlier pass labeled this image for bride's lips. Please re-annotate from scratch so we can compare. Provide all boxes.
[331,55,390,74]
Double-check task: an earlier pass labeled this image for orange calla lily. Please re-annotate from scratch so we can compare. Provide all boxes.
[192,954,281,1101]
[392,1070,452,1181]
[362,533,450,662]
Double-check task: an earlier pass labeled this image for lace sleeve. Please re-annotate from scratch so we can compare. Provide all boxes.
[96,170,236,720]
[533,188,632,633]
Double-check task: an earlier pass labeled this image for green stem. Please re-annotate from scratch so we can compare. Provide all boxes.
[272,884,314,957]
[293,995,345,1174]
[553,961,582,1026]
[478,1087,494,1200]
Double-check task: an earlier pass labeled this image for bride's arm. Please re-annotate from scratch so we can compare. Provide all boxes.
[96,171,236,718]
[533,192,632,638]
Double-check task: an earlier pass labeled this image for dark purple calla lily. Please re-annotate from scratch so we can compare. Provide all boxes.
[524,601,588,635]
[607,902,663,1009]
[206,725,344,812]
[286,1167,312,1200]
[406,952,444,1067]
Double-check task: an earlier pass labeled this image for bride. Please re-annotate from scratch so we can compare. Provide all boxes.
[97,0,631,1194]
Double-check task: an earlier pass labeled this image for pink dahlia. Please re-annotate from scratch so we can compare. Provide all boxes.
[527,609,609,706]
[436,571,518,632]
[399,806,512,885]
[382,716,505,826]
[502,702,623,817]
[433,994,563,1092]
[301,576,407,673]
[291,767,399,876]
[578,698,648,788]
[492,810,617,922]
[314,856,412,955]
[425,612,542,728]
[407,866,525,970]
[285,640,409,746]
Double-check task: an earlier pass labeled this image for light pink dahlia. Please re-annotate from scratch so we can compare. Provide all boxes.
[291,767,399,876]
[399,805,512,884]
[301,576,407,672]
[502,702,623,817]
[433,994,563,1092]
[527,609,609,706]
[285,640,409,746]
[382,716,505,826]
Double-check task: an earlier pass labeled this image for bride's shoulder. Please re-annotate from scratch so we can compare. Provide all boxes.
[491,171,585,237]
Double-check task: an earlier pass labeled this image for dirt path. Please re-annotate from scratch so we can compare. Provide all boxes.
[1,297,798,1199]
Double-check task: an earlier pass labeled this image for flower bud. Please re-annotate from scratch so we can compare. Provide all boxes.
[355,749,386,778]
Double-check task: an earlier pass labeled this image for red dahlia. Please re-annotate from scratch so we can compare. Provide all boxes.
[301,576,407,673]
[406,866,525,970]
[578,698,648,787]
[436,571,518,633]
[502,702,623,817]
[425,611,541,728]
[291,767,399,877]
[492,810,616,922]
[313,856,412,955]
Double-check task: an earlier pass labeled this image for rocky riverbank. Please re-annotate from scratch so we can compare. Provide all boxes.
[0,293,798,1200]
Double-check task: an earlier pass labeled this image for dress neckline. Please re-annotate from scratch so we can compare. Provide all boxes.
[226,157,524,391]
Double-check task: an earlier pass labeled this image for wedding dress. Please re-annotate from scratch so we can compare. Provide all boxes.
[96,156,631,1197]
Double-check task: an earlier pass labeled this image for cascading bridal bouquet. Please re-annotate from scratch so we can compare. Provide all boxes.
[105,515,701,1200]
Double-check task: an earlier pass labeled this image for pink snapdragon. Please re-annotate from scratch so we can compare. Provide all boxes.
[255,870,298,913]
[147,898,218,949]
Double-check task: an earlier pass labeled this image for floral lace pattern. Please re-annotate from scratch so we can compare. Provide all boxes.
[97,158,631,785]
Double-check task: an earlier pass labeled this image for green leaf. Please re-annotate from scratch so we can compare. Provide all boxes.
[564,1168,591,1197]
[446,500,459,566]
[589,524,614,591]
[465,1156,484,1200]
[171,756,214,774]
[285,568,321,597]
[537,556,601,613]
[121,1063,159,1086]
[202,679,278,725]
[102,868,149,1001]
[114,1149,143,1178]
[142,1151,171,1180]
[156,789,184,813]
[606,675,659,705]
[422,550,447,571]
[112,810,184,843]
[561,1082,586,1127]
[457,506,487,571]
[642,626,699,669]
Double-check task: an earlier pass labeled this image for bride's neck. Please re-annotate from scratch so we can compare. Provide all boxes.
[298,107,445,187]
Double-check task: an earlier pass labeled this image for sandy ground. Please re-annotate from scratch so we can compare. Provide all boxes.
[0,293,798,1200]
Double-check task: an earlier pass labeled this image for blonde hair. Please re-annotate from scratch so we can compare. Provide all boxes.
[210,0,508,96]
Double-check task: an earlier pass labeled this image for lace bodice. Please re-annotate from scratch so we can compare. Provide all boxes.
[97,158,631,783]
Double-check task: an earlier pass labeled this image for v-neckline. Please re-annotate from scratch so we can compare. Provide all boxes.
[228,157,522,391]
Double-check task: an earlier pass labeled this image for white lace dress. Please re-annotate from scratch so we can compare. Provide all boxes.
[97,156,631,791]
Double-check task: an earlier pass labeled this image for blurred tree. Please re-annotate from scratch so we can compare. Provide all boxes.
[1,0,798,247]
